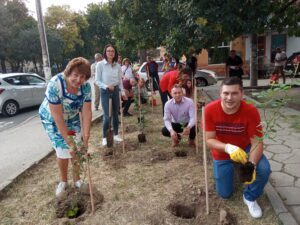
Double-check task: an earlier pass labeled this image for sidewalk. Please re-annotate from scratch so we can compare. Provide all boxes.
[203,78,300,225]
[0,80,103,192]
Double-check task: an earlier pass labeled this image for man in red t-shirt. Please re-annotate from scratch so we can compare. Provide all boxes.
[159,68,192,115]
[204,77,270,219]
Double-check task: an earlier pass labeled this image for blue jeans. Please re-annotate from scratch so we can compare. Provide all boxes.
[213,145,271,201]
[100,87,120,138]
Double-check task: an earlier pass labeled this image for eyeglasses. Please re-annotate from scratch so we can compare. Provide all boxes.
[106,50,115,52]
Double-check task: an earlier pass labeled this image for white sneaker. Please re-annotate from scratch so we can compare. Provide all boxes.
[102,138,107,146]
[74,180,82,188]
[114,135,123,142]
[55,182,67,196]
[243,195,262,218]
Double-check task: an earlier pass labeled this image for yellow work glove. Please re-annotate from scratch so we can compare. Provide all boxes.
[244,170,256,185]
[224,144,248,164]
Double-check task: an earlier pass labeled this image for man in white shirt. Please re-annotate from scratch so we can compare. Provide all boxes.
[274,48,287,84]
[91,53,103,110]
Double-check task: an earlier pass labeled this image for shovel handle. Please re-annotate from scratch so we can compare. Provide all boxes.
[86,155,95,214]
[109,98,112,117]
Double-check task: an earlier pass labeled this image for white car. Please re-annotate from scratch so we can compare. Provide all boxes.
[0,73,46,116]
[137,61,218,90]
[137,61,164,90]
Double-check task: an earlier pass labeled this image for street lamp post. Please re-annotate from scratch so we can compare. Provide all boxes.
[36,0,51,83]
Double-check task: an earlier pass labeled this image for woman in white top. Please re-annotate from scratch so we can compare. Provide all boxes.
[95,44,127,146]
[121,58,134,80]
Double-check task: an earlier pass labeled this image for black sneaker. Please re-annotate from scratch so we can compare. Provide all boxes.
[124,112,133,117]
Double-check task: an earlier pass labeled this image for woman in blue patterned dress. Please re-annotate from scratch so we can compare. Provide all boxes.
[39,57,92,196]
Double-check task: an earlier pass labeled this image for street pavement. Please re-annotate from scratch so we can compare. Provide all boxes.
[203,77,300,225]
[0,79,102,191]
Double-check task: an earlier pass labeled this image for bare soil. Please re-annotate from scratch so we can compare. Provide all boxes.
[0,95,280,225]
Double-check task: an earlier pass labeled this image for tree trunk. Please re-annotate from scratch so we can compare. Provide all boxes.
[138,49,147,64]
[0,58,6,73]
[250,34,258,86]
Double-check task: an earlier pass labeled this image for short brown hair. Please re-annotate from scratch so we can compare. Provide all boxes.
[179,67,192,79]
[221,77,243,90]
[171,83,183,92]
[64,57,91,80]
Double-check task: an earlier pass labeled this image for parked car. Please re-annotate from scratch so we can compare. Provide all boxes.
[0,73,46,116]
[284,51,300,76]
[137,61,164,90]
[137,61,218,90]
[194,69,218,87]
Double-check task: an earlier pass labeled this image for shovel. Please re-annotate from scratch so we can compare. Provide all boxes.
[106,98,114,147]
[119,92,125,153]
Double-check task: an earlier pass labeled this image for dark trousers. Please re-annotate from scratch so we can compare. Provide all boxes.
[160,90,168,116]
[161,123,196,140]
[123,97,132,114]
[229,68,243,79]
[150,72,160,91]
[101,87,119,138]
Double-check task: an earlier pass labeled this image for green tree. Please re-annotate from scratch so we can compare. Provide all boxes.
[44,5,87,59]
[0,0,32,72]
[160,0,300,84]
[108,0,167,62]
[83,3,115,58]
[47,29,65,73]
[9,27,41,72]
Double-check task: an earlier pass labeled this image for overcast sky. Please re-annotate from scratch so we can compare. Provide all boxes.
[24,0,106,17]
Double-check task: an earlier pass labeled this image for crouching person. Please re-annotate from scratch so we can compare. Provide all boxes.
[39,57,92,196]
[162,84,196,147]
[204,77,271,218]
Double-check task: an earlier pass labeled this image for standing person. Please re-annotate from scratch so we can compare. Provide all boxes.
[162,84,196,147]
[188,52,197,76]
[121,58,134,80]
[204,77,271,218]
[159,68,192,115]
[91,53,103,110]
[162,53,170,73]
[145,56,159,92]
[275,47,287,84]
[95,44,127,146]
[39,57,92,196]
[226,50,243,79]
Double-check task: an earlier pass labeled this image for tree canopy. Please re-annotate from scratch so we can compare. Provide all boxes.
[0,0,299,78]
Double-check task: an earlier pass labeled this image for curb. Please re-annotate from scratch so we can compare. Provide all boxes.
[204,89,299,225]
[0,112,103,195]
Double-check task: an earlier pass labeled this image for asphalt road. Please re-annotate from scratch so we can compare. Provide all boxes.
[0,105,52,191]
[0,106,40,132]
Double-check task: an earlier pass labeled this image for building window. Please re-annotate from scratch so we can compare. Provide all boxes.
[208,43,230,64]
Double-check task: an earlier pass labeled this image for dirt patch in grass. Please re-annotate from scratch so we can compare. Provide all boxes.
[0,93,280,225]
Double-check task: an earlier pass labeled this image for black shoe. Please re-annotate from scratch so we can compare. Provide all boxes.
[124,112,133,117]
